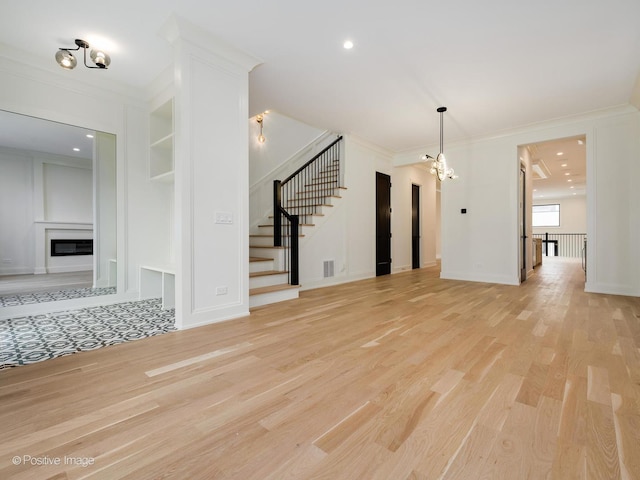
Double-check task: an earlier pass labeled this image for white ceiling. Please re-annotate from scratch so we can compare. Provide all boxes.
[526,135,586,200]
[0,110,95,160]
[1,1,639,153]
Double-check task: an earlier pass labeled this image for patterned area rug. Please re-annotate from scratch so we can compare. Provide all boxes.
[0,287,117,307]
[0,298,176,369]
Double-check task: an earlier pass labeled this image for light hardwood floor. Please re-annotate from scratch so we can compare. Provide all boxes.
[0,272,93,296]
[1,258,639,479]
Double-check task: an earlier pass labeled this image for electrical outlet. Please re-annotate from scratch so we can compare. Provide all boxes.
[215,212,233,224]
[216,286,228,295]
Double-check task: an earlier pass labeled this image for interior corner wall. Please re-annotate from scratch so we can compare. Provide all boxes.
[299,136,393,289]
[0,148,34,275]
[391,165,437,272]
[249,111,325,185]
[438,106,640,296]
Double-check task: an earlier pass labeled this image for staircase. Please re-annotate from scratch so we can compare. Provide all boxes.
[249,136,344,308]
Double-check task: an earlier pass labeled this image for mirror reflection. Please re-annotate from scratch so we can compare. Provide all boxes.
[0,110,117,307]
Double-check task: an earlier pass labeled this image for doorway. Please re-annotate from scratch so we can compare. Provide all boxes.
[519,165,527,282]
[520,135,587,283]
[376,172,391,276]
[412,184,420,269]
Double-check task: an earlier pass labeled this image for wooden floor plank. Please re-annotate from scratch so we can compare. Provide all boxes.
[1,257,639,479]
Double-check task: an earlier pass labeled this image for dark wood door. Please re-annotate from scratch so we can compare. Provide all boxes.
[376,172,392,276]
[412,184,420,269]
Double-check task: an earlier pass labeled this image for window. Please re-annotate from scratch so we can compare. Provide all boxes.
[532,204,560,227]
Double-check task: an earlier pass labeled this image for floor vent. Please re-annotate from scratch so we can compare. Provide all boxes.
[323,260,335,278]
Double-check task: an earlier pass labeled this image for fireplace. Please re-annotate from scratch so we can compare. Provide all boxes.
[50,239,94,257]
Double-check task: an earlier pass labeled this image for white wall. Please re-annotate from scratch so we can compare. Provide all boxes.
[43,162,92,222]
[164,16,260,329]
[94,132,117,287]
[249,111,325,186]
[296,135,439,290]
[391,165,437,271]
[0,147,93,276]
[0,148,33,275]
[532,195,586,234]
[396,105,640,296]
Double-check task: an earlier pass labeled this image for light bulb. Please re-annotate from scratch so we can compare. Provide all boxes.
[55,50,77,69]
[258,134,266,143]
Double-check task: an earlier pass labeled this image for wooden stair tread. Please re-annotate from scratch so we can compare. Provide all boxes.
[258,223,315,227]
[285,204,333,208]
[249,234,305,238]
[250,256,272,262]
[250,284,300,296]
[268,214,324,218]
[250,270,288,278]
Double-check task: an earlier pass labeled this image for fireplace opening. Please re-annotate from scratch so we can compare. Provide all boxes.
[51,239,93,256]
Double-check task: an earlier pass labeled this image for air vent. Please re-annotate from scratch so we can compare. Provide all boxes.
[323,260,335,278]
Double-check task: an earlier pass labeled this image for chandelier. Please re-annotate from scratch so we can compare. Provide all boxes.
[421,107,457,181]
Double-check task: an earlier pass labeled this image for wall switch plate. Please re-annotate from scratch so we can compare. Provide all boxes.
[216,286,228,295]
[215,212,233,224]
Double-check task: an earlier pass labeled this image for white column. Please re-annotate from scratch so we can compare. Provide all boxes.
[161,16,261,329]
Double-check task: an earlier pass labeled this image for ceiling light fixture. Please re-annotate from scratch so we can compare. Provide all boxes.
[55,39,111,70]
[556,152,563,156]
[256,113,266,143]
[343,40,354,50]
[421,107,457,181]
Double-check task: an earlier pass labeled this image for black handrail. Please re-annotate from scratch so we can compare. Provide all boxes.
[273,136,344,286]
[282,136,343,184]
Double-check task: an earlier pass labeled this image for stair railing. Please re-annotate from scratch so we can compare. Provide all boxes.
[273,135,343,286]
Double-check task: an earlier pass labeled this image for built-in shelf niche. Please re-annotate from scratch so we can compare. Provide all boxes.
[150,99,174,182]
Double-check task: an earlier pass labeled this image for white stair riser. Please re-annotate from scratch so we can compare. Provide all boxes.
[250,288,299,308]
[256,225,313,236]
[250,273,289,289]
[249,247,286,269]
[284,197,340,210]
[250,259,275,274]
[250,236,276,247]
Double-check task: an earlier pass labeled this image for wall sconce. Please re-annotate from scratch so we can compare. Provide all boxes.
[55,39,111,70]
[256,113,266,143]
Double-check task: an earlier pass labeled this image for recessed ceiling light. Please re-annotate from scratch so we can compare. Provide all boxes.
[573,192,577,195]
[578,139,584,145]
[570,186,574,189]
[73,148,80,152]
[561,163,568,167]
[343,40,354,49]
[86,134,94,138]
[556,152,563,156]
[567,179,572,182]
[564,172,570,176]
